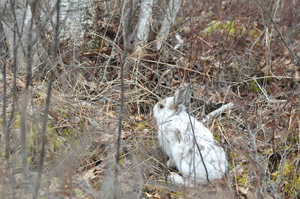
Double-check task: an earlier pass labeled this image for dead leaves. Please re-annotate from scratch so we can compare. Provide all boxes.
[144,192,164,199]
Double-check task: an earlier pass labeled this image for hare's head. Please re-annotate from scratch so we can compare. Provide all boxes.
[153,85,190,124]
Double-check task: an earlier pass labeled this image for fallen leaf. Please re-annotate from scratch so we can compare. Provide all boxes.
[140,114,146,121]
[238,186,248,195]
[152,193,161,199]
[49,181,60,194]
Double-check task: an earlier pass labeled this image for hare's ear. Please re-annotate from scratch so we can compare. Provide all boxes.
[174,84,191,108]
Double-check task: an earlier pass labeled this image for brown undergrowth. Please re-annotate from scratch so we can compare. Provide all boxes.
[1,0,300,198]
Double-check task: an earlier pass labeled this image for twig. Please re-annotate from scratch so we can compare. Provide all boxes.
[0,9,8,161]
[34,0,60,197]
[239,102,260,198]
[254,0,299,64]
[113,0,133,198]
[292,188,300,199]
[100,2,124,84]
[186,85,214,187]
[202,103,234,123]
[20,0,38,182]
[152,121,170,143]
[252,78,270,101]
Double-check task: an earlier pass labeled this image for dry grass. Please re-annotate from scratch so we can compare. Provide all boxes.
[1,0,300,198]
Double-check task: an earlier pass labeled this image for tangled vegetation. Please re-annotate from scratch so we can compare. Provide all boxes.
[1,0,300,198]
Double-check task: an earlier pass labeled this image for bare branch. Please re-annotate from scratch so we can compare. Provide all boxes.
[34,0,60,197]
[114,0,134,198]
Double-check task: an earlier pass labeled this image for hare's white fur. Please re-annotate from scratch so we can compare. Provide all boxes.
[154,90,227,186]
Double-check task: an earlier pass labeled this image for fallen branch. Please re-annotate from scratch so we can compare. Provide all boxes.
[202,102,234,123]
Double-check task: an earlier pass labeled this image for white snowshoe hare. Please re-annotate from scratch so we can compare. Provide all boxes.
[153,85,227,186]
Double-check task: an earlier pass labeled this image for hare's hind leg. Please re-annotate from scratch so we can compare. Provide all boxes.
[168,172,184,185]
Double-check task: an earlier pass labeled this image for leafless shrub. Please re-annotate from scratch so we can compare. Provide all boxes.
[1,0,300,198]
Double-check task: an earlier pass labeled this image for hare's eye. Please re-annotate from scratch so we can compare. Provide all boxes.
[160,104,164,109]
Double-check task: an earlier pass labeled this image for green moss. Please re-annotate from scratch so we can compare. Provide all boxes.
[119,156,125,166]
[264,148,273,155]
[27,157,32,165]
[213,132,220,142]
[53,108,71,119]
[54,137,67,151]
[236,168,251,186]
[97,37,102,50]
[228,151,240,166]
[250,80,260,93]
[90,151,97,160]
[270,158,300,197]
[249,29,259,38]
[75,189,84,197]
[47,123,56,134]
[202,20,244,36]
[134,121,148,130]
[62,128,71,138]
[12,115,21,129]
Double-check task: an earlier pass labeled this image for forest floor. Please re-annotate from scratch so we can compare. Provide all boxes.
[1,1,300,198]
